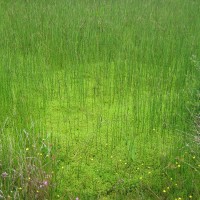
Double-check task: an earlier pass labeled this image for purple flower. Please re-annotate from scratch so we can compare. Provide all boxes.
[75,197,79,200]
[1,172,8,179]
[40,180,48,188]
[43,181,48,186]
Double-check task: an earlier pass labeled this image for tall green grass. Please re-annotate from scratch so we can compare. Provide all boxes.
[0,0,200,199]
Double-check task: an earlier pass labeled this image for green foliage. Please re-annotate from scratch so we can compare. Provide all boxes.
[0,0,200,199]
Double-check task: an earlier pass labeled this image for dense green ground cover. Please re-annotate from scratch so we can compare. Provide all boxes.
[0,0,200,199]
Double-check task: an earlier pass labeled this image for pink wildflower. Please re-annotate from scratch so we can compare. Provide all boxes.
[1,172,8,179]
[43,181,48,186]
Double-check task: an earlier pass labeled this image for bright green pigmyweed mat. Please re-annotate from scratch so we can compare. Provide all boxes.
[0,0,199,199]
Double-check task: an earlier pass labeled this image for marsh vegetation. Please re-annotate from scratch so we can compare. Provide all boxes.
[0,0,200,199]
